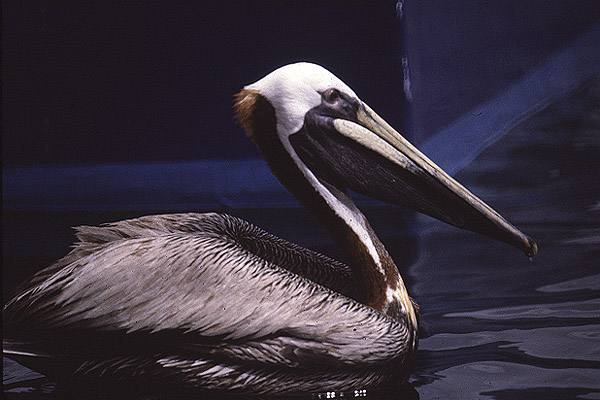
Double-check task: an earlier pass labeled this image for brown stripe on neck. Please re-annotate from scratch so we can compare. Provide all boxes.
[234,89,399,311]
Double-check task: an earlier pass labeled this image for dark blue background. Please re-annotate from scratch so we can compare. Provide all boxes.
[3,1,404,166]
[4,1,600,167]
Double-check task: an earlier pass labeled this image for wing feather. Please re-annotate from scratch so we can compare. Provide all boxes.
[4,213,409,368]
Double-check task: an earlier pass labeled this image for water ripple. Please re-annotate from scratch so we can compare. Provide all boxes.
[538,273,600,293]
[444,298,600,320]
[419,324,600,363]
[414,361,600,399]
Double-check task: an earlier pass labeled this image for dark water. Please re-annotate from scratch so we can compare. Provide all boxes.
[3,79,600,399]
[407,76,600,399]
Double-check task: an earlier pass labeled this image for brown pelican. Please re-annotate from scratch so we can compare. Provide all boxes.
[3,62,537,396]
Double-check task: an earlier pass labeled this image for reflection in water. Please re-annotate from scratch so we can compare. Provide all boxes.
[421,325,600,365]
[446,298,600,320]
[538,273,600,292]
[410,74,600,399]
[3,353,419,400]
[4,79,600,399]
[414,361,599,400]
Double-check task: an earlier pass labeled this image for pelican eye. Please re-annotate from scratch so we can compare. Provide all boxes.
[322,88,341,104]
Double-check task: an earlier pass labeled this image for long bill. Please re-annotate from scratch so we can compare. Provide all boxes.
[331,102,537,258]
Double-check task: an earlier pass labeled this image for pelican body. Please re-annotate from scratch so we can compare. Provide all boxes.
[3,63,537,395]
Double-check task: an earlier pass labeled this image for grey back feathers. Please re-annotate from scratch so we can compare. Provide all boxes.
[4,213,412,393]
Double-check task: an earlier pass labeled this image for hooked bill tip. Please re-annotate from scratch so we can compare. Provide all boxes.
[524,236,538,258]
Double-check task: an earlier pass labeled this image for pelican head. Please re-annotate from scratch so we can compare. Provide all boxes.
[235,62,537,258]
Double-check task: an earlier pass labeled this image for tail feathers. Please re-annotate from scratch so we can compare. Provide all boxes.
[3,338,54,359]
